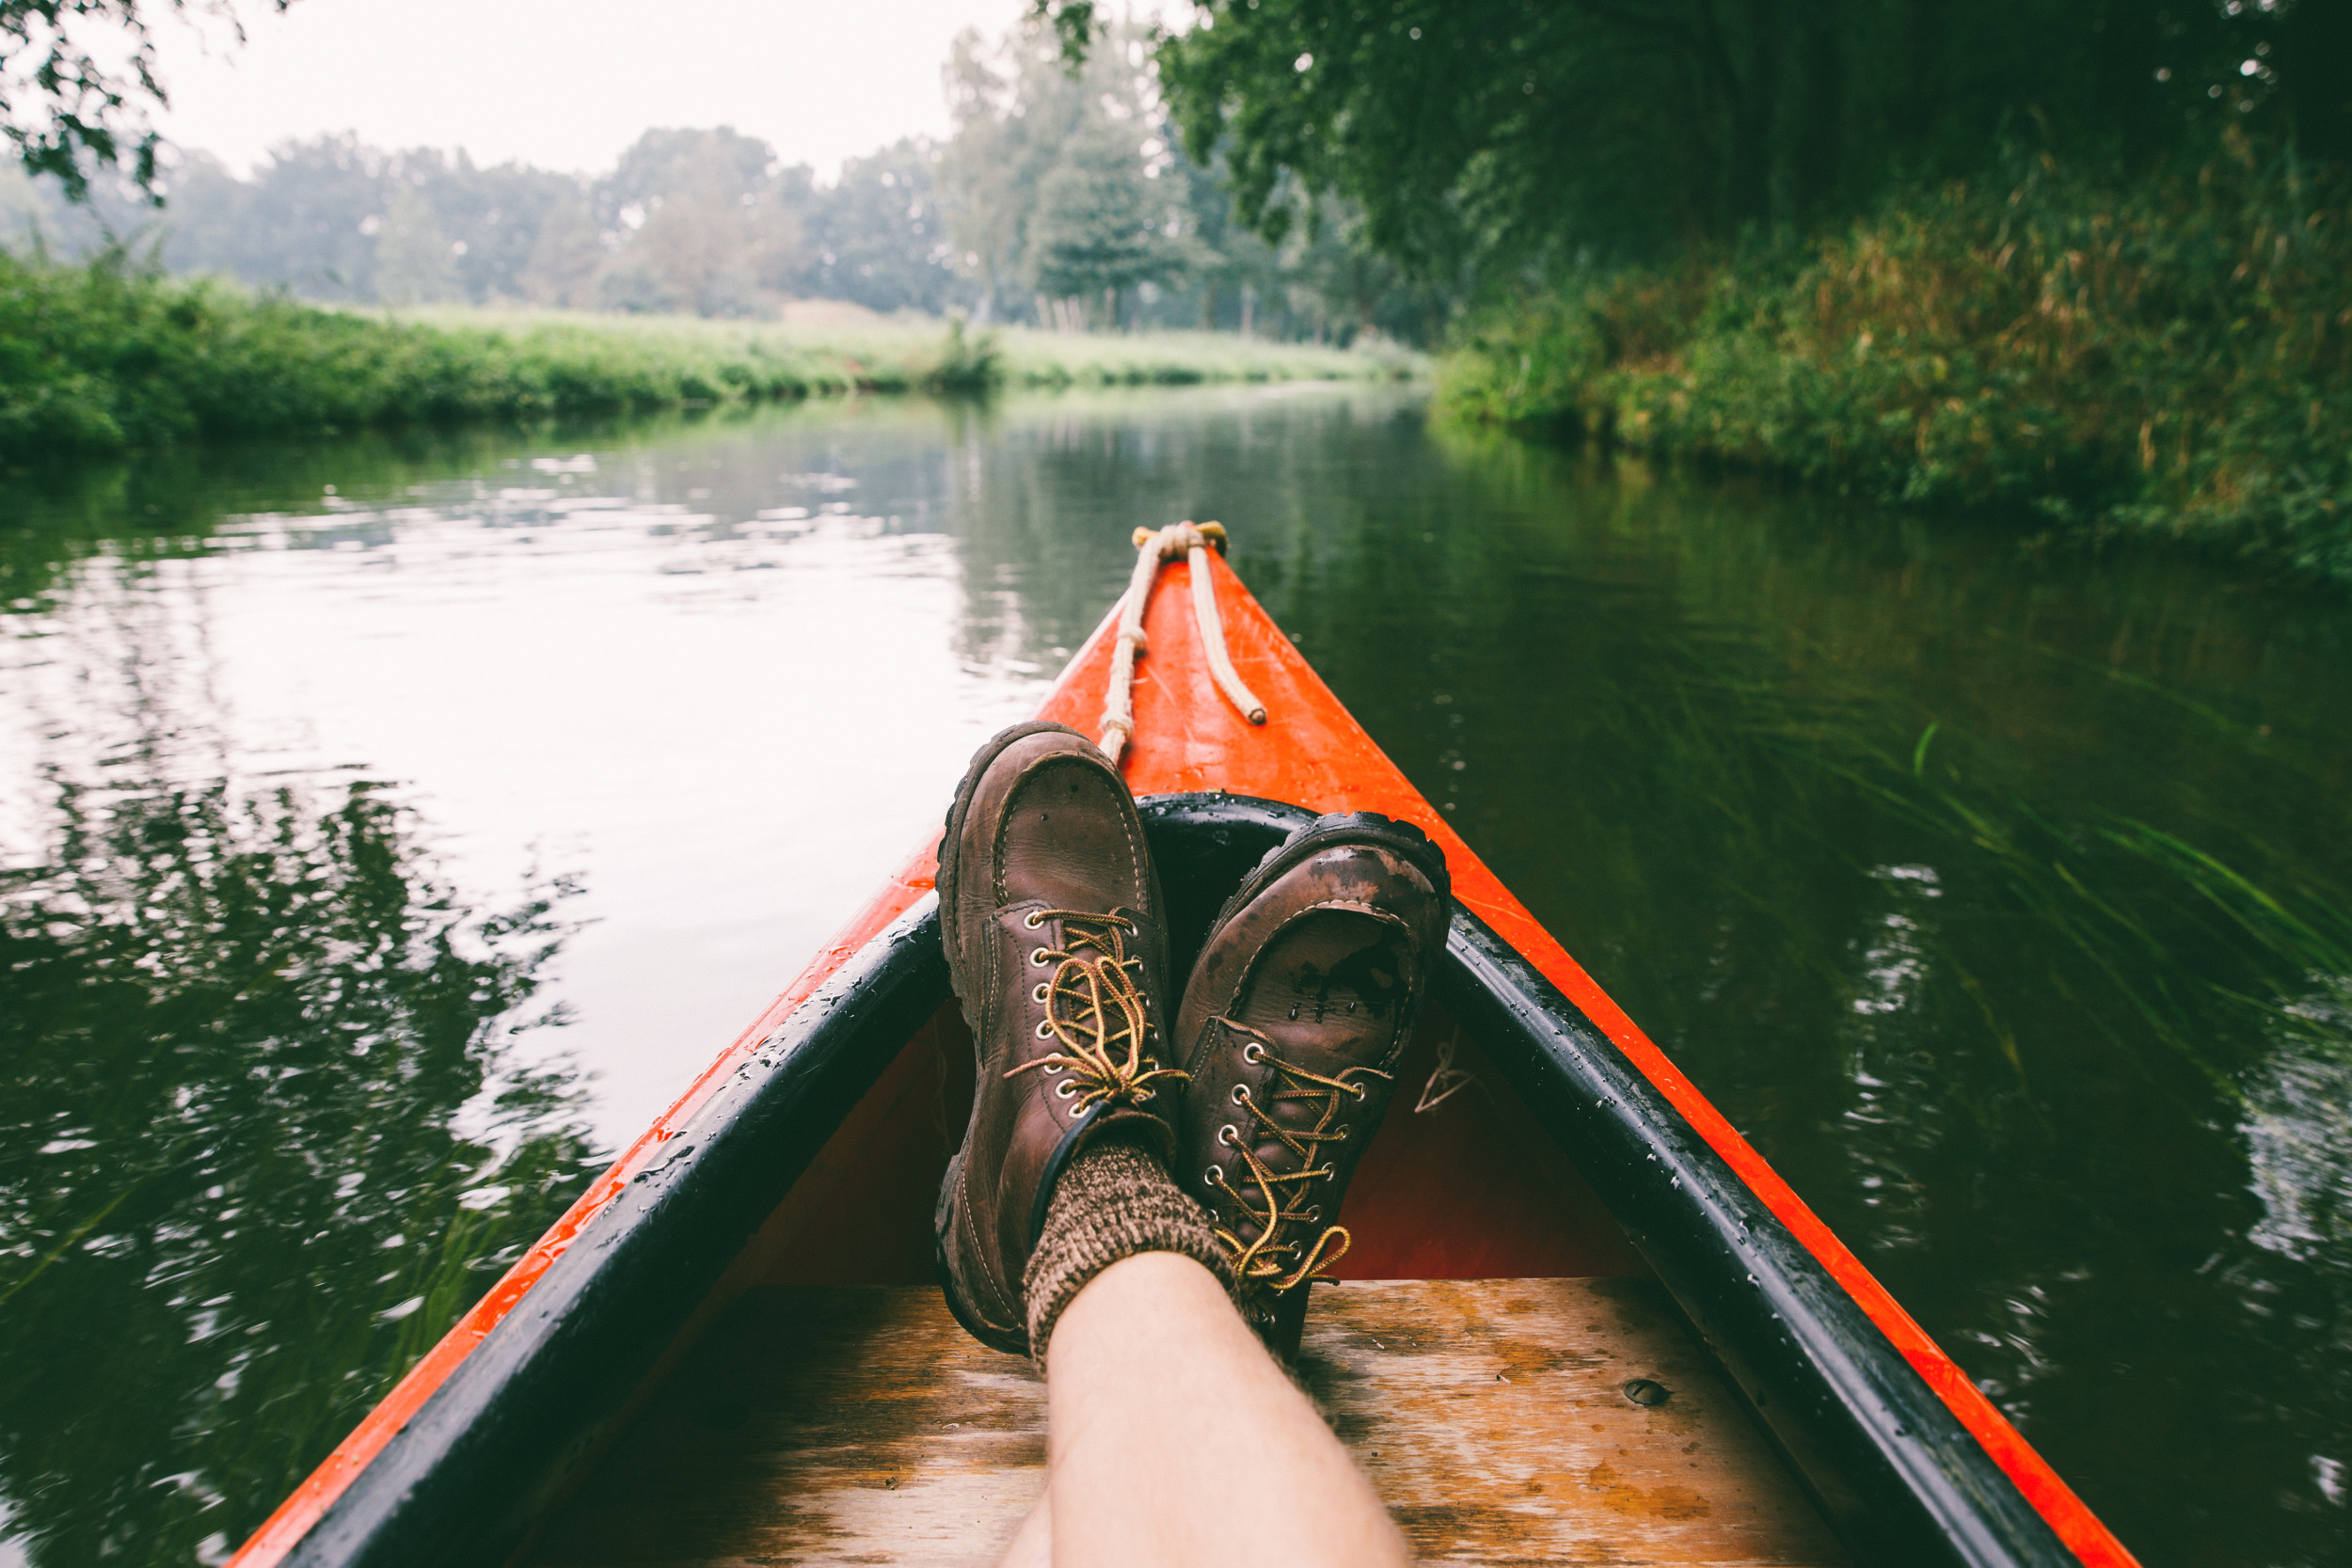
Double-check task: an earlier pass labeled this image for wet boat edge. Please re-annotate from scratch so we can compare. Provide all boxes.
[266,800,2087,1568]
[230,554,2139,1568]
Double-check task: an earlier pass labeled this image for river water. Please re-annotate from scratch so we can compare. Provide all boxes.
[2,385,2347,1566]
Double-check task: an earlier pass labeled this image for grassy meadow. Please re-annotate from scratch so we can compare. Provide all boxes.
[0,255,1416,461]
[1442,135,2352,586]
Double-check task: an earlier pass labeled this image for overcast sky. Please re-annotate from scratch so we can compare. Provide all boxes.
[148,0,1041,181]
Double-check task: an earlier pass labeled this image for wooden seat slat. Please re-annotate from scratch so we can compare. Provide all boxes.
[524,1278,1846,1568]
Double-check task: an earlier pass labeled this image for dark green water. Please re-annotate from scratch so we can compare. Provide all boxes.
[2,387,2347,1566]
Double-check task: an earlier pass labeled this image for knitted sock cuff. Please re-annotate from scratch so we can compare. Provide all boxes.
[1022,1137,1234,1364]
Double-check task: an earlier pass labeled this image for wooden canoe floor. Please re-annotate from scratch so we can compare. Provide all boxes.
[523,1277,1847,1568]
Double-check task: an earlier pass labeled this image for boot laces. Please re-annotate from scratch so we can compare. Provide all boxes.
[1005,910,1185,1113]
[1209,1016,1391,1293]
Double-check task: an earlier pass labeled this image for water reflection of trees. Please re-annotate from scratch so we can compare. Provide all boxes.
[0,774,592,1567]
[5,388,2334,1561]
[937,386,1434,672]
[0,419,698,615]
[1240,421,2352,1563]
[939,390,2352,1560]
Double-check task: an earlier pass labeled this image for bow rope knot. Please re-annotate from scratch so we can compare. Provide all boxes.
[1006,910,1187,1113]
[1208,1017,1391,1294]
[1098,521,1269,763]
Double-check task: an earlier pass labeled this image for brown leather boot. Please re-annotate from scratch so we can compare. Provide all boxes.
[1172,813,1451,1356]
[933,721,1184,1355]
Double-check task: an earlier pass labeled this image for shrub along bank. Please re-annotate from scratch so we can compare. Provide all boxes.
[1442,135,2352,586]
[0,254,1409,460]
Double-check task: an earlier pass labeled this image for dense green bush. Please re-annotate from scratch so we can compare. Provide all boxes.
[0,254,850,454]
[1442,133,2352,584]
[0,255,1410,460]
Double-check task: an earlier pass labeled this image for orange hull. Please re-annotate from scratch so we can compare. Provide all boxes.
[233,549,2136,1568]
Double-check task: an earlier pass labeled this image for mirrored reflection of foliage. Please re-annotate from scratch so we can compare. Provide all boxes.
[938,386,1438,669]
[914,384,2352,1563]
[0,773,593,1568]
[0,384,2346,1567]
[1240,421,2352,1567]
[1,418,687,613]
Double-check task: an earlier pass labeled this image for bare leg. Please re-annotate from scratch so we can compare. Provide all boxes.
[1000,1490,1052,1568]
[1041,1252,1410,1568]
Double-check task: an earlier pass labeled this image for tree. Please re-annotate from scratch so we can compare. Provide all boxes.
[1148,0,2349,280]
[794,138,963,314]
[593,127,800,316]
[520,183,602,308]
[1025,129,1176,325]
[6,7,1446,339]
[942,18,1202,330]
[373,182,454,305]
[2,0,292,200]
[941,22,1103,322]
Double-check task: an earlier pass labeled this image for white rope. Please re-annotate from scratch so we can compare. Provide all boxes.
[1098,520,1269,762]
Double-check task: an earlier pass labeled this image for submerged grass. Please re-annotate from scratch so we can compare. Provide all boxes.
[1442,132,2352,585]
[1601,634,2352,1108]
[0,253,1414,461]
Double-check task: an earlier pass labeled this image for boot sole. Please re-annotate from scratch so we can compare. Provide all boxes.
[931,720,1098,1359]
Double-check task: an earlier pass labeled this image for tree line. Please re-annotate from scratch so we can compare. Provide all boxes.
[15,1,2341,345]
[1141,0,2352,280]
[0,19,1438,343]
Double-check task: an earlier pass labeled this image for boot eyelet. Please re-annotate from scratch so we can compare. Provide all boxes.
[1241,1042,1265,1064]
[1024,911,1044,928]
[1031,982,1050,1003]
[1231,1084,1250,1104]
[1348,1083,1369,1101]
[1035,1020,1055,1038]
[1055,1081,1078,1099]
[1333,1127,1349,1141]
[1306,1206,1322,1222]
[1204,1166,1224,1184]
[1217,1124,1240,1148]
[1028,947,1049,966]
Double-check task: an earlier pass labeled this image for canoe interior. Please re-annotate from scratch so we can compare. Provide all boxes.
[734,994,1648,1292]
[520,1279,1851,1568]
[263,795,2083,1568]
[504,874,1842,1565]
[245,542,2123,1568]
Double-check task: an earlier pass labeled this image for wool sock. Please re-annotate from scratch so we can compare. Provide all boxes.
[1022,1135,1234,1362]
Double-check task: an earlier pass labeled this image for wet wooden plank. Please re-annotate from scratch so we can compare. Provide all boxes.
[524,1278,1847,1568]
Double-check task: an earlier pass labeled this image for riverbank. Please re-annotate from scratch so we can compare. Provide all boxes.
[0,256,1415,459]
[1441,135,2352,587]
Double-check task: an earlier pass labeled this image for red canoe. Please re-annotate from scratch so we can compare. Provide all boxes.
[230,544,2138,1568]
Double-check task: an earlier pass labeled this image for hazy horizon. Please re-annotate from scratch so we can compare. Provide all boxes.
[143,0,1047,183]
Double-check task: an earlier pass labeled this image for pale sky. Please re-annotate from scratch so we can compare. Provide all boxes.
[147,0,1039,182]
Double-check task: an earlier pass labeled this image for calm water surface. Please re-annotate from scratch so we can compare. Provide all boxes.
[3,386,2348,1566]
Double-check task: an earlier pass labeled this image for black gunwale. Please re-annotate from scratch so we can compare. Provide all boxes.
[281,894,954,1568]
[277,794,2073,1568]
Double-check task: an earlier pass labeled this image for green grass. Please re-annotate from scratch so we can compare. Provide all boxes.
[396,306,1416,389]
[0,256,1417,460]
[1440,131,2352,586]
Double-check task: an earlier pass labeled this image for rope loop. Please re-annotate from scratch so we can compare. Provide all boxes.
[1098,521,1268,762]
